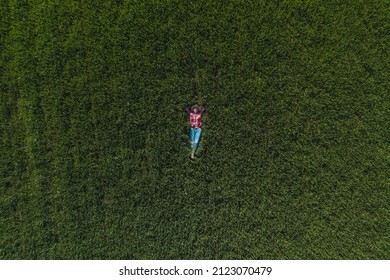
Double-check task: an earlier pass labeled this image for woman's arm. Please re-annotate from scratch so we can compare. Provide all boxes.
[185,107,191,117]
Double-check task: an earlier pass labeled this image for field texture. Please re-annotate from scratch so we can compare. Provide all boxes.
[0,0,389,259]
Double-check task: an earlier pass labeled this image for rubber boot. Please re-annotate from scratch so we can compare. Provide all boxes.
[191,147,196,159]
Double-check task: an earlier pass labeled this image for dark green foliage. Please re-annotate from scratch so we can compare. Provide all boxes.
[0,0,389,259]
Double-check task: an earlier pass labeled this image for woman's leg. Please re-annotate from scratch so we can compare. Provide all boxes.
[194,128,202,148]
[190,128,202,159]
[190,128,196,147]
[190,128,195,158]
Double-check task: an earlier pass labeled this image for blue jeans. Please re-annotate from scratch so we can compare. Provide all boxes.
[190,128,202,148]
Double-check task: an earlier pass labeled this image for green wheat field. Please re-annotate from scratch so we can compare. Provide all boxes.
[1,0,389,259]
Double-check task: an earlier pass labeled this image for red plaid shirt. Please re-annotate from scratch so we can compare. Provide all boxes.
[190,112,202,128]
[186,106,205,128]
